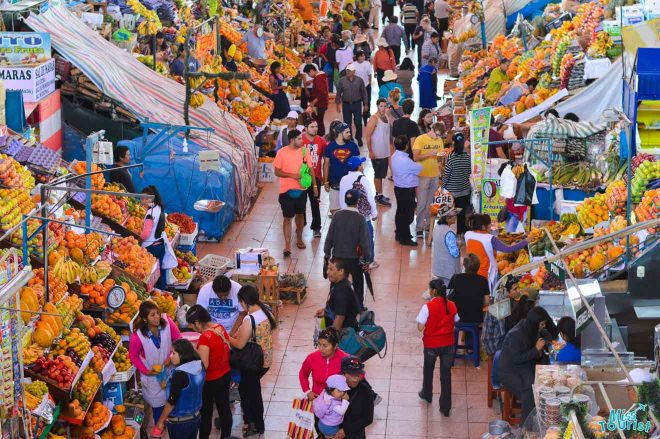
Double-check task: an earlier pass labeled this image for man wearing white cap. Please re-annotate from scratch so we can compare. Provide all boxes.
[276,111,304,151]
[336,65,369,146]
[372,38,396,87]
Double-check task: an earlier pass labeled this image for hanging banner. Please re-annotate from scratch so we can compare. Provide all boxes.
[0,58,56,102]
[0,32,51,66]
[469,106,492,193]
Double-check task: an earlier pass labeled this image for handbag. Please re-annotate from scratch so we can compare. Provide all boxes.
[339,310,388,362]
[229,315,264,372]
[513,165,537,206]
[160,231,178,270]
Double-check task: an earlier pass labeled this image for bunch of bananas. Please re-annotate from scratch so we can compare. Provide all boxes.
[95,260,112,279]
[138,19,159,36]
[23,344,44,365]
[560,213,580,225]
[527,228,544,244]
[52,258,81,284]
[560,222,581,237]
[515,249,530,266]
[80,264,100,284]
[190,92,206,108]
[512,164,525,178]
[547,222,565,241]
[552,162,603,188]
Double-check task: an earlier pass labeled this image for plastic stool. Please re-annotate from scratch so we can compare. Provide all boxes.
[454,323,480,368]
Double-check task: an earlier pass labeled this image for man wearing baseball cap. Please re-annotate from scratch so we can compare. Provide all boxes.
[335,356,375,439]
[323,122,360,216]
[275,111,304,151]
[336,64,369,147]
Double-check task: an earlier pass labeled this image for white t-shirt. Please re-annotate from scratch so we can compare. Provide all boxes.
[335,47,355,72]
[434,0,450,19]
[416,303,460,325]
[142,205,162,248]
[353,61,373,88]
[244,309,269,326]
[196,280,242,331]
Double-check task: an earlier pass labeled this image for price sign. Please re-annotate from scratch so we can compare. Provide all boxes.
[199,150,220,172]
[544,250,566,282]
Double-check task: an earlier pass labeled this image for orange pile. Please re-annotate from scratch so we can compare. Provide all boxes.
[84,402,110,431]
[111,237,156,280]
[80,279,116,306]
[92,194,123,223]
[28,268,67,303]
[61,231,104,261]
[73,162,105,189]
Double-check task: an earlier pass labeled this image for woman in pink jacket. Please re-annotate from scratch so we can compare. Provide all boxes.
[299,328,348,399]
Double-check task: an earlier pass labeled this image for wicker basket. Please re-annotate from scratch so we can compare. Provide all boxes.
[198,254,231,281]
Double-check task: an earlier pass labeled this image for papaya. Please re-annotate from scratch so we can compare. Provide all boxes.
[588,253,606,272]
[607,246,624,261]
[515,101,526,114]
[43,303,63,333]
[33,324,54,348]
[70,247,84,264]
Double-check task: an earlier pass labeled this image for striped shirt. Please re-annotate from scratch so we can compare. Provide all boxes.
[401,4,419,24]
[442,152,471,194]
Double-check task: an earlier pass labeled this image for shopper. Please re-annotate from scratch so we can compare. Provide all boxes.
[465,214,528,292]
[401,0,420,51]
[434,0,451,40]
[275,111,303,151]
[185,305,232,439]
[381,16,408,63]
[139,185,168,289]
[449,253,490,324]
[352,50,373,126]
[391,135,423,245]
[418,56,439,109]
[416,278,457,416]
[323,191,372,307]
[335,40,354,73]
[396,57,415,98]
[323,123,361,215]
[431,207,462,284]
[273,129,317,257]
[196,274,246,336]
[341,4,357,30]
[442,132,471,234]
[412,16,435,65]
[129,301,182,424]
[381,0,395,25]
[498,306,551,423]
[365,99,393,206]
[412,122,445,238]
[378,70,406,104]
[313,375,351,438]
[556,316,581,364]
[300,51,319,109]
[152,339,204,439]
[304,65,329,136]
[335,356,375,439]
[109,146,136,193]
[336,64,368,146]
[392,99,420,153]
[373,38,396,87]
[319,35,339,93]
[302,117,327,237]
[387,89,404,122]
[316,257,362,330]
[368,0,381,30]
[239,25,274,60]
[269,61,292,120]
[341,30,355,51]
[229,285,277,437]
[300,327,349,398]
[417,109,434,134]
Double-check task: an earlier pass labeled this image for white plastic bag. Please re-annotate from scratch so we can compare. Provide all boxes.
[161,231,178,270]
[500,165,516,199]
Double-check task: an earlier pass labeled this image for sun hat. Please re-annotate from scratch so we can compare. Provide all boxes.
[377,37,389,47]
[286,110,299,120]
[382,70,397,82]
[345,63,356,71]
[326,374,350,391]
[340,356,365,375]
[347,156,366,170]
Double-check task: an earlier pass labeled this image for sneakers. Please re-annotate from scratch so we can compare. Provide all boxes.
[313,229,322,238]
[375,195,392,206]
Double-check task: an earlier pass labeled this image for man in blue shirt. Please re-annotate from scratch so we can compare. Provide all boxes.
[239,25,274,60]
[391,134,423,246]
[323,123,360,216]
[169,49,201,76]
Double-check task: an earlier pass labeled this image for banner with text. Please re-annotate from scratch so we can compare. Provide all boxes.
[0,59,56,102]
[0,32,51,66]
[469,107,492,196]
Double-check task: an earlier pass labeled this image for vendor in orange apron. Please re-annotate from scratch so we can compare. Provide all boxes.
[464,214,528,293]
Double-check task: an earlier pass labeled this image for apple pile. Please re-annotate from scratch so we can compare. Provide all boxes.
[172,257,193,283]
[31,355,79,389]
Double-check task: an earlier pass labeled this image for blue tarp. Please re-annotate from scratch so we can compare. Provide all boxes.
[118,135,235,239]
[506,0,557,29]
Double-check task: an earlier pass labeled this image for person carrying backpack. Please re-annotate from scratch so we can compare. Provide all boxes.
[339,156,379,269]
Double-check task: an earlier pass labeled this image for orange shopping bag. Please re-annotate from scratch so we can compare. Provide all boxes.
[287,398,316,439]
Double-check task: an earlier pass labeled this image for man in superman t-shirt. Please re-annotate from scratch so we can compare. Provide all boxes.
[323,122,360,215]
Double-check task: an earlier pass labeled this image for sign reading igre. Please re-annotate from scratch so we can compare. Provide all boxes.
[0,32,51,66]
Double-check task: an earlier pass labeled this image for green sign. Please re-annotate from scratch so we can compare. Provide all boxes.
[544,250,566,282]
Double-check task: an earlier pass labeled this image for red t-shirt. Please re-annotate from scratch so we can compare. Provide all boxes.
[311,73,329,109]
[197,325,231,381]
[302,134,327,180]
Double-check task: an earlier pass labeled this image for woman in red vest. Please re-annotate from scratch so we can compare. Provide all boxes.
[415,278,458,417]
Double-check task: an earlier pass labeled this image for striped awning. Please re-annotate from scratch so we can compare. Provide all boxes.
[26,6,257,217]
[532,115,608,139]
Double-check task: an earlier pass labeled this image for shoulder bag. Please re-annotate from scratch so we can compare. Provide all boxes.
[229,315,264,372]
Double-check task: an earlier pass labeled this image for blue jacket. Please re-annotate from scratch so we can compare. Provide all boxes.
[378,82,406,104]
[167,360,205,417]
[556,342,581,364]
[418,64,437,109]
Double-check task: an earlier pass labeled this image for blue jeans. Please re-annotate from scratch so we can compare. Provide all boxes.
[319,421,340,436]
[152,405,164,424]
[367,220,375,261]
[167,415,201,439]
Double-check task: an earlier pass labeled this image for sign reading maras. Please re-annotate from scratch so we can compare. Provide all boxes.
[0,32,51,66]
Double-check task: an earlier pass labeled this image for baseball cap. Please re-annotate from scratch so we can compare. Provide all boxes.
[344,189,361,206]
[326,374,350,391]
[341,356,365,375]
[347,156,366,170]
[345,63,356,72]
[334,122,350,135]
[286,111,299,120]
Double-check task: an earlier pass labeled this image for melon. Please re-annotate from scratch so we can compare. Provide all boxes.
[588,253,606,272]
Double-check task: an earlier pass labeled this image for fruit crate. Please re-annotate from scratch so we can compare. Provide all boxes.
[109,366,135,383]
[178,223,199,247]
[198,254,231,281]
[24,366,71,402]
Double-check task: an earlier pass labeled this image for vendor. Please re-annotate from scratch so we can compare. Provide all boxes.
[485,58,511,101]
[498,77,538,107]
[108,146,136,193]
[223,44,238,72]
[170,49,201,77]
[140,185,168,290]
[240,25,274,61]
[556,316,581,364]
[269,61,292,121]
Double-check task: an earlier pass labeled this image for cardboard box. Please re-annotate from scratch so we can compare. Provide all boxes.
[258,161,276,182]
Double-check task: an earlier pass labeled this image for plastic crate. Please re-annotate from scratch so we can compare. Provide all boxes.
[198,254,231,281]
[178,223,198,246]
[109,366,135,383]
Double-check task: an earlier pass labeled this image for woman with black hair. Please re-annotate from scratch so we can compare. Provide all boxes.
[417,108,433,134]
[416,278,458,416]
[229,285,277,437]
[556,316,581,364]
[442,132,471,235]
[153,339,205,438]
[140,185,168,289]
[396,57,415,98]
[498,306,551,422]
[269,61,291,120]
[186,305,233,439]
[128,302,181,425]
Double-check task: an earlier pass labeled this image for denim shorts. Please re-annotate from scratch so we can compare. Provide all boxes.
[319,421,340,436]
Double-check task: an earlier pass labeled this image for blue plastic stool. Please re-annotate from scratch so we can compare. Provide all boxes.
[454,323,480,367]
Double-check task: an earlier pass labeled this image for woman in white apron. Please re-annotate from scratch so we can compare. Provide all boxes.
[140,185,168,289]
[128,301,182,422]
[464,214,528,293]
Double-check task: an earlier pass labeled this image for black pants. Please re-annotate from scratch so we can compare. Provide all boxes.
[200,372,231,439]
[453,193,470,235]
[404,24,416,49]
[382,3,393,23]
[421,346,454,413]
[391,45,401,64]
[376,70,385,87]
[145,242,167,289]
[343,257,365,308]
[394,186,416,241]
[500,370,536,423]
[306,177,321,232]
[239,367,269,431]
[362,85,371,126]
[437,17,449,41]
[342,101,363,144]
[300,88,312,109]
[315,107,327,137]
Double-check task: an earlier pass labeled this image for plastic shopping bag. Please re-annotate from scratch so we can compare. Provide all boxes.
[287,398,315,439]
[161,231,178,270]
[514,165,537,206]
